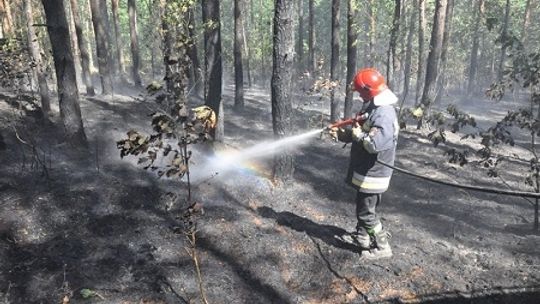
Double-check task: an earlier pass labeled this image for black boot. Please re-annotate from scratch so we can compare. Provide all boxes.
[360,230,393,260]
[337,230,371,250]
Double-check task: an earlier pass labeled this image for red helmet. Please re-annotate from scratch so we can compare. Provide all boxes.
[353,68,387,101]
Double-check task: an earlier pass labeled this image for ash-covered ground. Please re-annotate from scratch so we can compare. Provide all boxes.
[0,86,539,303]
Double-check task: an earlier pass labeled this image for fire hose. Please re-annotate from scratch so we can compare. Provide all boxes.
[376,159,540,199]
[325,112,369,130]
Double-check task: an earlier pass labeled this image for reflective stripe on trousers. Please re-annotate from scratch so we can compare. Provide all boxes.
[352,172,390,191]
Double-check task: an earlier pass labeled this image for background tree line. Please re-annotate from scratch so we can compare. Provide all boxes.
[0,0,538,182]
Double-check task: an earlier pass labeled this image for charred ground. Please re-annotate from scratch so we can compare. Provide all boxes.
[0,87,539,303]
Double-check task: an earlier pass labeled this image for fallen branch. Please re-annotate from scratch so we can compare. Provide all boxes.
[12,126,49,178]
[186,231,209,304]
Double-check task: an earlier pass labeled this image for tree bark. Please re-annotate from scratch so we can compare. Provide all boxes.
[434,0,454,105]
[296,0,304,70]
[24,0,51,117]
[344,0,357,120]
[185,5,203,96]
[272,0,295,182]
[396,0,408,92]
[149,0,160,79]
[415,0,426,104]
[308,0,315,74]
[522,0,532,46]
[103,0,119,76]
[467,0,484,95]
[259,0,267,85]
[160,0,173,95]
[202,0,223,141]
[386,0,401,88]
[242,10,252,87]
[365,0,375,67]
[234,0,244,110]
[70,0,95,96]
[89,0,113,95]
[419,0,447,121]
[66,0,83,89]
[85,0,97,72]
[0,0,13,38]
[127,0,142,87]
[111,0,126,76]
[40,0,87,145]
[399,0,416,113]
[330,0,340,123]
[0,0,4,38]
[496,0,511,82]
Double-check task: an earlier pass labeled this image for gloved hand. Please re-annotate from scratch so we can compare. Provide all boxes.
[328,127,340,142]
[351,122,365,142]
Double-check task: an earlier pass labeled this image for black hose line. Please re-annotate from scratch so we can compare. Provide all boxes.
[377,160,540,199]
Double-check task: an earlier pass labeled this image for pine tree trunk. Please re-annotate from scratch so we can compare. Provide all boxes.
[364,0,376,66]
[399,0,416,113]
[242,12,252,87]
[396,0,408,92]
[40,0,87,145]
[272,0,295,182]
[104,2,116,82]
[89,0,113,95]
[150,0,160,79]
[66,1,83,89]
[522,0,532,46]
[434,0,454,105]
[202,0,223,141]
[415,0,426,104]
[344,0,357,120]
[386,0,401,88]
[0,0,13,38]
[308,0,315,74]
[490,49,496,83]
[85,0,97,72]
[186,5,203,96]
[534,94,540,231]
[111,0,125,78]
[234,0,244,110]
[479,34,488,88]
[418,0,447,128]
[467,0,484,95]
[70,0,95,96]
[497,0,511,82]
[330,0,340,123]
[0,0,4,38]
[24,0,51,117]
[128,0,142,87]
[259,0,268,86]
[160,0,173,95]
[296,0,304,70]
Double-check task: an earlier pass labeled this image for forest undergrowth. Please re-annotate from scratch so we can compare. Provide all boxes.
[0,86,539,303]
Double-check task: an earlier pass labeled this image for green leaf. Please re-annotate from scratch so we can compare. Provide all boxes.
[172,156,183,166]
[411,107,423,118]
[127,130,138,141]
[80,289,97,299]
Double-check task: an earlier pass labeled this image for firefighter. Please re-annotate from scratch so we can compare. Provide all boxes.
[331,68,399,260]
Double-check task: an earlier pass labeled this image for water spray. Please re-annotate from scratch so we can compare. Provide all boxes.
[190,129,324,183]
[190,111,369,183]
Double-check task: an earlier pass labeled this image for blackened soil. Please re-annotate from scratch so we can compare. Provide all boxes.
[0,86,538,303]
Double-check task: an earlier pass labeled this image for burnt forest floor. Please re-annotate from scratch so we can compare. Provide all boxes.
[0,84,539,304]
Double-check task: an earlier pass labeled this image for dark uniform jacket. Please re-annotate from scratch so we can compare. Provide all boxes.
[338,90,399,193]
